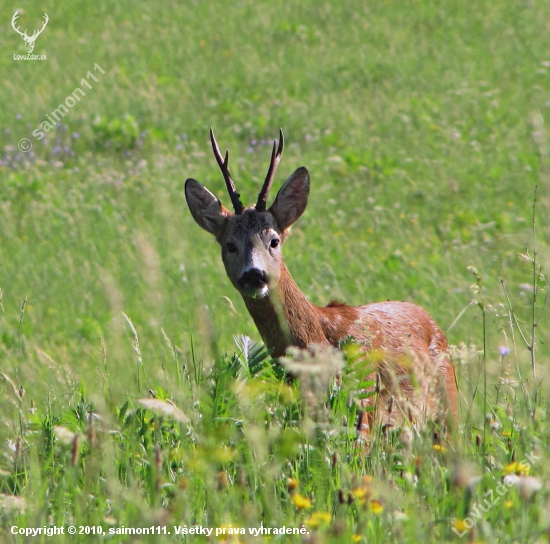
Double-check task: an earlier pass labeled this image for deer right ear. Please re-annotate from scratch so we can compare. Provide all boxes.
[185,178,231,239]
[269,167,310,231]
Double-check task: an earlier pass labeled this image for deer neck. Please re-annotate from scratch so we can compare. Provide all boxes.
[242,263,328,357]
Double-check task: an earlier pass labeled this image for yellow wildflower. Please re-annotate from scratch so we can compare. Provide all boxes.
[452,519,468,533]
[286,477,299,491]
[504,461,530,476]
[351,487,369,504]
[369,500,383,515]
[292,493,312,510]
[305,511,331,528]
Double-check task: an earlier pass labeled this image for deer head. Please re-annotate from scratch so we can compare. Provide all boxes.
[12,12,49,53]
[185,129,310,299]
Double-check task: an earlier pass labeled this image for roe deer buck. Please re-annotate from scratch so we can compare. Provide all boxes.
[185,129,458,438]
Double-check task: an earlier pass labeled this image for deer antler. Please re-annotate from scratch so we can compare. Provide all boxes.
[210,128,244,215]
[256,128,284,212]
[31,13,49,38]
[11,12,26,37]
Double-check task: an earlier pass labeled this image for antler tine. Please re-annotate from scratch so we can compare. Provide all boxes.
[34,13,49,36]
[209,128,244,214]
[11,12,26,37]
[256,128,284,212]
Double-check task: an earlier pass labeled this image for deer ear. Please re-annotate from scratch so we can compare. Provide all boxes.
[269,167,310,231]
[185,178,231,239]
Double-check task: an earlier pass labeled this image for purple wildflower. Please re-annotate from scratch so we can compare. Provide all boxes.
[499,346,511,357]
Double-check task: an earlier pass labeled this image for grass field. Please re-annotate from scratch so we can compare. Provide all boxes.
[1,0,550,541]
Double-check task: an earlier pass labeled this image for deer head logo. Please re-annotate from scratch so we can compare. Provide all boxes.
[12,11,49,54]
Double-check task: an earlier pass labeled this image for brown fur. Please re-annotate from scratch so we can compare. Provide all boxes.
[243,264,458,436]
[185,137,458,442]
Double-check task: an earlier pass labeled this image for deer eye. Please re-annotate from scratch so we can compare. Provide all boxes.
[226,242,238,253]
[270,238,280,249]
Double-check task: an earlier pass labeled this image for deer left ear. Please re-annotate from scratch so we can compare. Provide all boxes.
[269,167,310,231]
[185,178,231,239]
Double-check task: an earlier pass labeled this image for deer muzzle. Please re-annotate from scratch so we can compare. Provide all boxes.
[238,268,269,298]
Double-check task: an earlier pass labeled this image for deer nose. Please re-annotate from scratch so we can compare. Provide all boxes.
[238,268,267,290]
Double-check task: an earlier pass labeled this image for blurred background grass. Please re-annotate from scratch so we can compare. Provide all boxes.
[1,0,549,400]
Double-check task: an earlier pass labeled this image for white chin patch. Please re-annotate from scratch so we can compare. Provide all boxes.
[247,285,269,299]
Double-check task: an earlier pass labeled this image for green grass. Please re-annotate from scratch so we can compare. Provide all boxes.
[1,0,550,541]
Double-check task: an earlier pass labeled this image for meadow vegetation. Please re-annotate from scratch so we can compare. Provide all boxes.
[1,0,550,541]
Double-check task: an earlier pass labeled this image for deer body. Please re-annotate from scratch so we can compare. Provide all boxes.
[185,129,458,436]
